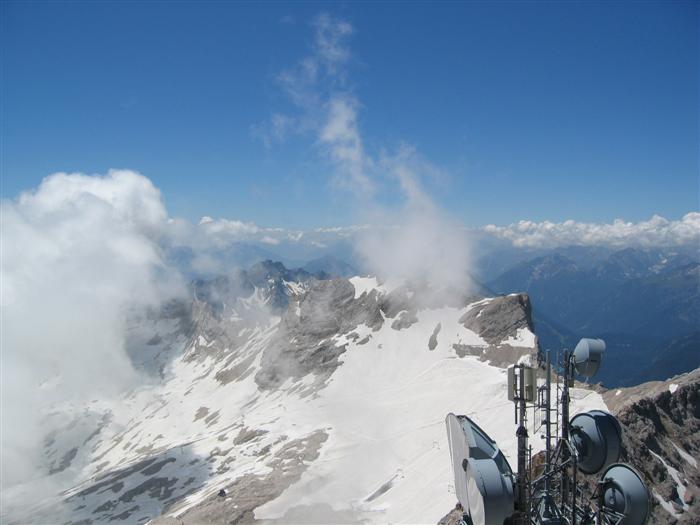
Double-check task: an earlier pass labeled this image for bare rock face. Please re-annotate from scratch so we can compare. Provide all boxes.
[429,323,442,350]
[437,504,464,525]
[455,294,536,367]
[149,431,328,525]
[253,282,536,389]
[459,294,533,345]
[606,369,700,524]
[254,279,385,391]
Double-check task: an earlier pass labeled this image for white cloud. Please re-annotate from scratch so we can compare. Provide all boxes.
[254,13,375,195]
[260,235,281,245]
[269,13,352,117]
[355,148,472,293]
[356,207,472,294]
[198,217,261,238]
[255,15,473,291]
[312,13,353,74]
[379,144,443,207]
[483,212,700,248]
[321,96,373,194]
[1,170,184,490]
[191,217,307,247]
[314,225,370,235]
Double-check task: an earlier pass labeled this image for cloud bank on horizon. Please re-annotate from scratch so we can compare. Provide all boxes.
[483,212,700,249]
[177,208,700,251]
[4,169,696,275]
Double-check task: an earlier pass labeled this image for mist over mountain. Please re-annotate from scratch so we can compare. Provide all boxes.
[4,260,547,524]
[165,225,699,390]
[302,254,359,278]
[3,5,698,525]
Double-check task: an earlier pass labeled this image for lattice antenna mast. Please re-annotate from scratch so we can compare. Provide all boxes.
[507,362,536,524]
[446,337,652,525]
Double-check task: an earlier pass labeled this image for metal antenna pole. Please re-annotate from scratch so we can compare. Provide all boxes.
[561,351,570,441]
[540,351,558,522]
[545,351,552,483]
[514,365,529,524]
[554,351,560,445]
[571,453,577,525]
[560,351,571,515]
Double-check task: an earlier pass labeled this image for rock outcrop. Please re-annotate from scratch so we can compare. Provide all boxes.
[605,369,700,524]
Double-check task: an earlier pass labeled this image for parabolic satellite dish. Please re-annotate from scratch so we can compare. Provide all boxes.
[572,338,605,378]
[569,410,622,474]
[600,464,651,525]
[445,413,514,525]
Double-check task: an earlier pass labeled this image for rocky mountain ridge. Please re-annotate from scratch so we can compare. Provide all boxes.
[605,369,700,524]
[5,262,560,525]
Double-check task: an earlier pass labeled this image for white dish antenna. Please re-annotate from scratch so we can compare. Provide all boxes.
[569,409,622,474]
[600,463,651,525]
[445,413,514,525]
[572,338,605,378]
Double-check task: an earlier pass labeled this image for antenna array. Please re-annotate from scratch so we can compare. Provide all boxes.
[446,338,651,525]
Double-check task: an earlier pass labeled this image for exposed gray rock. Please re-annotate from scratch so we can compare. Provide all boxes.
[254,279,384,390]
[379,286,415,318]
[453,342,533,368]
[437,504,464,525]
[429,323,442,350]
[391,309,419,330]
[125,298,195,378]
[214,355,256,385]
[452,344,483,359]
[607,369,700,524]
[48,446,78,475]
[193,407,209,422]
[459,294,533,345]
[193,262,313,316]
[150,431,328,525]
[233,427,268,446]
[365,474,398,502]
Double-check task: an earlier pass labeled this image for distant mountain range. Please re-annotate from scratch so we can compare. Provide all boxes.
[302,254,359,277]
[485,246,700,387]
[169,240,698,388]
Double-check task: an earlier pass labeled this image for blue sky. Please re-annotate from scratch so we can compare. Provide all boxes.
[2,1,697,228]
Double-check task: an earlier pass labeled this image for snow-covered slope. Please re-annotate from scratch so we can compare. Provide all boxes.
[5,265,608,525]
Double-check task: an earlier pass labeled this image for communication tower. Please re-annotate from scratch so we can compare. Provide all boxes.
[446,338,650,525]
